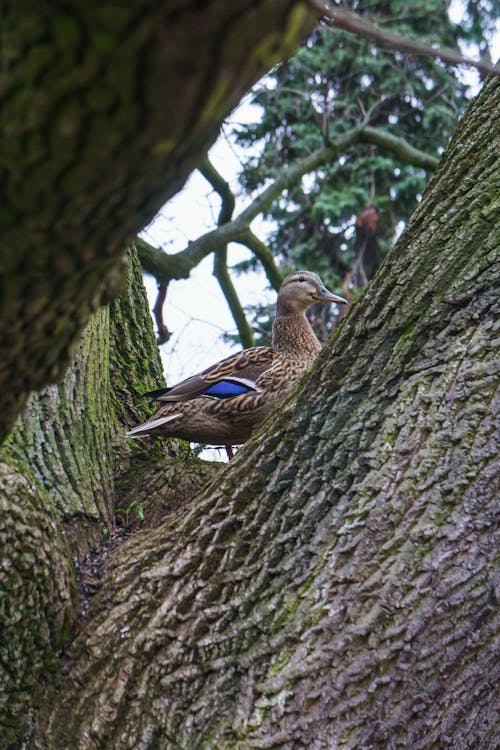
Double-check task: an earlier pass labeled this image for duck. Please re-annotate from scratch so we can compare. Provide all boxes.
[126,270,347,457]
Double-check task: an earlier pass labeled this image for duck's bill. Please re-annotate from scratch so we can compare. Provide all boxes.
[312,289,348,304]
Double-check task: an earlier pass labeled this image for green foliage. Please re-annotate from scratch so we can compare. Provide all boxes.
[232,0,494,334]
[116,499,145,526]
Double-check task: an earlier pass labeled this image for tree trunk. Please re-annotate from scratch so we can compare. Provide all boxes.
[0,0,311,442]
[14,76,496,749]
[0,250,217,747]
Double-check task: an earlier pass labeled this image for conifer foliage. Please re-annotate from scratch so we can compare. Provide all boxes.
[232,0,495,338]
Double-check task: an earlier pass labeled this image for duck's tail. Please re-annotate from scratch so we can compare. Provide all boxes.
[125,413,181,438]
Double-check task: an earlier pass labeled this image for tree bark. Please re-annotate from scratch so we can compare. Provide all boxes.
[24,76,500,749]
[0,249,218,746]
[0,0,311,442]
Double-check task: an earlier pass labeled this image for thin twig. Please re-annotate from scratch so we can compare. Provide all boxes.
[152,284,170,344]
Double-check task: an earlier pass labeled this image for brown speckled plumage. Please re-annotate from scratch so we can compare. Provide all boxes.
[126,271,346,451]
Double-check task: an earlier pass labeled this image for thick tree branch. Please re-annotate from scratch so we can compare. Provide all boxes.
[138,125,438,286]
[307,0,499,77]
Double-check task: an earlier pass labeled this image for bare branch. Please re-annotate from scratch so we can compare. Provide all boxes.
[198,156,236,225]
[362,126,439,169]
[236,128,361,225]
[240,230,283,292]
[136,222,247,281]
[213,247,255,347]
[199,155,254,347]
[137,126,438,287]
[135,236,194,282]
[306,1,499,77]
[152,284,170,344]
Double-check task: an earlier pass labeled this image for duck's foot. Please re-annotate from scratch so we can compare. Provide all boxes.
[225,445,234,460]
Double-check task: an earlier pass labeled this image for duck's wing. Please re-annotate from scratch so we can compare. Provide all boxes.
[143,346,274,403]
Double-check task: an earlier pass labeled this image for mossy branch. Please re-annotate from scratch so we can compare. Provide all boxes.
[212,247,254,347]
[362,126,440,169]
[138,125,438,287]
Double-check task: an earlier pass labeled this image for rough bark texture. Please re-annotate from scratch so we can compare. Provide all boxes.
[29,78,500,749]
[0,249,217,746]
[3,250,167,551]
[0,0,310,441]
[0,465,74,750]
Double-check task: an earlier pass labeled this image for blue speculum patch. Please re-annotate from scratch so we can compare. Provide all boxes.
[204,380,254,398]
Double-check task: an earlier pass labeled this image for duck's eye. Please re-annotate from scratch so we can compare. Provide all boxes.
[298,277,306,282]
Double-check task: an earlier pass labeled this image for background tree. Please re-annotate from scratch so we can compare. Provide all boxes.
[137,0,497,347]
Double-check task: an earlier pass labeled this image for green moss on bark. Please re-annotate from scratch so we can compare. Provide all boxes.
[1,246,180,551]
[0,463,74,750]
[0,244,216,746]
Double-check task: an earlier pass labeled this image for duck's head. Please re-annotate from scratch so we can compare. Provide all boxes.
[277,270,347,315]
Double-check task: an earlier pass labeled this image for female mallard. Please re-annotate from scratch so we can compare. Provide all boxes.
[126,271,346,456]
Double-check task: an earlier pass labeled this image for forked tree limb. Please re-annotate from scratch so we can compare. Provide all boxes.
[138,125,439,288]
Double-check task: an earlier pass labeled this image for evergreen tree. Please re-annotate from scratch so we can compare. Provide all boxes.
[233,0,495,340]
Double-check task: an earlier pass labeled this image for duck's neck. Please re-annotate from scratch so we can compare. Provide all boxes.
[272,311,322,358]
